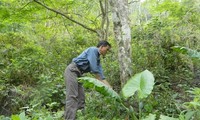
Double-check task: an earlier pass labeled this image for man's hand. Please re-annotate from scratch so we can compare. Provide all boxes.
[94,74,112,89]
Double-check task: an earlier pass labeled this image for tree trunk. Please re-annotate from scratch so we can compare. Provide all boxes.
[109,0,132,86]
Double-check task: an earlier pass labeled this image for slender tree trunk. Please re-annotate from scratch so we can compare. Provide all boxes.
[98,0,110,41]
[109,0,132,86]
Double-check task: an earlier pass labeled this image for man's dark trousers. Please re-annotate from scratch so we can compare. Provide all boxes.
[64,62,85,120]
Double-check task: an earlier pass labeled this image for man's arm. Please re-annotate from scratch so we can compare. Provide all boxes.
[95,74,112,88]
[101,80,112,88]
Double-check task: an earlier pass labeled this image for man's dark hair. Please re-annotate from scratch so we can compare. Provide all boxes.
[97,40,111,48]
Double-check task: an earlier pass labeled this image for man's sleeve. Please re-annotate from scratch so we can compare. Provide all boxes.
[87,48,100,73]
[87,48,106,80]
[98,64,106,80]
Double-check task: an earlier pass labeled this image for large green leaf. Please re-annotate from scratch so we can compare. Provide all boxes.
[78,77,121,101]
[19,112,27,120]
[142,114,156,120]
[122,70,155,99]
[184,111,195,120]
[11,115,20,120]
[11,112,28,120]
[171,46,200,59]
[159,115,178,120]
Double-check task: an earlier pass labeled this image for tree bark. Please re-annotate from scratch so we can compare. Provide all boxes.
[109,0,132,86]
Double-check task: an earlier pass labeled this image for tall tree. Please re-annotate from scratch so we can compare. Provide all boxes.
[109,0,132,86]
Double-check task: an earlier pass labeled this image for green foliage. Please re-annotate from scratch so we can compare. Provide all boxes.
[142,114,179,120]
[182,88,200,119]
[122,70,155,99]
[159,115,178,120]
[79,92,124,119]
[185,88,200,109]
[11,112,28,120]
[1,33,47,85]
[155,0,187,20]
[79,70,198,120]
[79,70,155,119]
[132,0,200,86]
[131,0,200,119]
[0,0,200,119]
[79,77,121,101]
[142,114,156,120]
[0,0,111,117]
[172,46,200,59]
[79,70,155,100]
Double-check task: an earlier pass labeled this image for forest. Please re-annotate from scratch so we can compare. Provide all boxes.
[0,0,200,120]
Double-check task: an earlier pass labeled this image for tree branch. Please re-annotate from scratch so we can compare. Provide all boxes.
[33,0,97,33]
[19,1,33,11]
[128,0,140,4]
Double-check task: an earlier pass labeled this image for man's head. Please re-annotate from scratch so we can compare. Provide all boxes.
[97,40,111,56]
